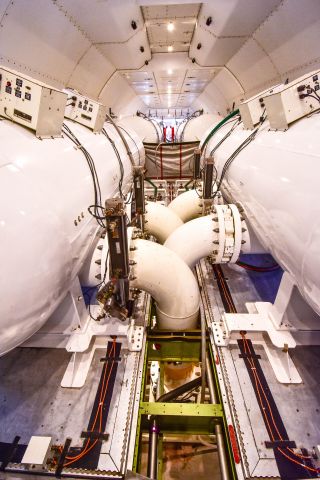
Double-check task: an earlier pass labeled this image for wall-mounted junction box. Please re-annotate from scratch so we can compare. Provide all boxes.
[264,70,320,130]
[0,66,67,138]
[64,90,107,133]
[239,84,281,130]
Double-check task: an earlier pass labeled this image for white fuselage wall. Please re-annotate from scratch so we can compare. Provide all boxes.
[0,119,143,355]
[201,114,320,315]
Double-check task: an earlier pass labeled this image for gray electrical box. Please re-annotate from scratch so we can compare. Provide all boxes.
[239,84,281,130]
[0,66,67,138]
[64,89,107,133]
[264,70,320,130]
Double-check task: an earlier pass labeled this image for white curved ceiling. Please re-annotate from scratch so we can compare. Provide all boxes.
[0,0,319,116]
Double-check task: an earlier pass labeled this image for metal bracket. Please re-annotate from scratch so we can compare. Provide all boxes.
[211,272,305,384]
[127,320,144,352]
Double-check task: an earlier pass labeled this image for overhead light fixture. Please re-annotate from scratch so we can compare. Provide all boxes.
[168,45,173,52]
[167,69,173,75]
[167,22,174,32]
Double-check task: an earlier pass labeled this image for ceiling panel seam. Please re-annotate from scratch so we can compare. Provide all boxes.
[281,54,320,80]
[0,53,64,85]
[197,26,249,40]
[94,26,147,45]
[65,44,94,86]
[51,0,117,70]
[188,2,201,58]
[141,5,152,60]
[152,71,161,102]
[253,0,287,36]
[226,0,286,67]
[222,65,245,95]
[97,69,118,99]
[239,74,283,100]
[177,70,188,106]
[0,1,65,84]
[251,36,281,79]
[186,57,245,94]
[0,0,13,28]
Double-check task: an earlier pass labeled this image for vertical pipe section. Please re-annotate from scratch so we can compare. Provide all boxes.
[206,356,230,480]
[200,305,207,403]
[160,144,163,179]
[147,417,159,479]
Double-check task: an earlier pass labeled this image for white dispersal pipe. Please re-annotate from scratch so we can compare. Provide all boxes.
[130,239,200,330]
[164,215,218,267]
[168,189,203,222]
[200,113,320,316]
[144,201,183,243]
[164,207,251,268]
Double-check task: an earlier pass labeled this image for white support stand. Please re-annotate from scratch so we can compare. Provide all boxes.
[21,276,146,388]
[61,309,144,388]
[212,272,304,384]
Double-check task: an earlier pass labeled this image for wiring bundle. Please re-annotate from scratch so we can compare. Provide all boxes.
[62,339,121,469]
[212,264,320,478]
[62,123,107,228]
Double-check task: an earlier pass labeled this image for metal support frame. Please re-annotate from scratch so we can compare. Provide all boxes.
[132,321,235,480]
[140,402,222,434]
[212,271,320,383]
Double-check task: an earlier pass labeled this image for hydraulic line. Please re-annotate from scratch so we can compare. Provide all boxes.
[145,177,158,198]
[201,109,240,154]
[106,113,135,167]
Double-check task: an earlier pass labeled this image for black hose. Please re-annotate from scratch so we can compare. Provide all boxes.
[157,376,202,403]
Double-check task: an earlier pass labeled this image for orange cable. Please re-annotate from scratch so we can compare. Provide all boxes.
[64,339,116,467]
[278,448,320,474]
[242,334,319,473]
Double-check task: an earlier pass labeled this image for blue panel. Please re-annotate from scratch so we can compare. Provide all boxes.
[238,254,283,303]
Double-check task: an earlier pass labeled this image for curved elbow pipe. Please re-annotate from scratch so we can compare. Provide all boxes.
[144,201,183,243]
[164,204,251,267]
[168,189,203,222]
[130,239,199,330]
[164,215,218,267]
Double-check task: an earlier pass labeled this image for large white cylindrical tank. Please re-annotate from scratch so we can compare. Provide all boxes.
[178,113,221,142]
[0,118,143,356]
[201,114,320,316]
[118,115,160,143]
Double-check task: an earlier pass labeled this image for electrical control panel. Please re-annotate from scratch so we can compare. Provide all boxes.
[0,66,67,137]
[239,84,281,130]
[64,89,107,133]
[264,70,320,130]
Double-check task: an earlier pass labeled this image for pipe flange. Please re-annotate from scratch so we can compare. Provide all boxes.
[210,204,245,264]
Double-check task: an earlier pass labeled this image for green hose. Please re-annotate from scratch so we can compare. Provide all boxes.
[201,109,240,153]
[145,177,158,198]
